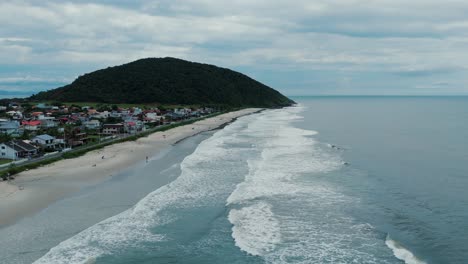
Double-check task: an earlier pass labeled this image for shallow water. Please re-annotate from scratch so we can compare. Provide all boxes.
[0,132,212,264]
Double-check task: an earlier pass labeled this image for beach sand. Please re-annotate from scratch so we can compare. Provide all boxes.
[0,108,260,227]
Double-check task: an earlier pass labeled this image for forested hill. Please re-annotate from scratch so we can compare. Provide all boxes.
[30,57,294,107]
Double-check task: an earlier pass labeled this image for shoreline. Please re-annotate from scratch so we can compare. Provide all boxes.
[0,108,261,227]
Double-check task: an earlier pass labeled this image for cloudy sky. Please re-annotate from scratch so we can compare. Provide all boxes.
[2,0,468,96]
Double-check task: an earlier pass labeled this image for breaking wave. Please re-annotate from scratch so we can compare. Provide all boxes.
[385,235,427,264]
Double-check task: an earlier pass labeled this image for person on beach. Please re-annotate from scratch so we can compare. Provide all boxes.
[146,156,148,163]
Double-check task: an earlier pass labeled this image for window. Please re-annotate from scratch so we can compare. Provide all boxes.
[1,146,4,149]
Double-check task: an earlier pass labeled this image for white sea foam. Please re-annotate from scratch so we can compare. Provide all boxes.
[226,106,411,263]
[34,115,256,264]
[228,202,281,256]
[227,106,347,258]
[227,106,342,206]
[386,235,427,264]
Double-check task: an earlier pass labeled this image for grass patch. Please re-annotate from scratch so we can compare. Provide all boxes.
[2,157,63,178]
[0,159,13,165]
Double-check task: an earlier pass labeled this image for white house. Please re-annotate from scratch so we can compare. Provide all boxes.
[132,107,143,116]
[32,134,57,149]
[0,121,21,136]
[84,119,101,130]
[40,119,57,128]
[0,140,38,160]
[6,110,23,119]
[95,111,110,119]
[22,120,41,131]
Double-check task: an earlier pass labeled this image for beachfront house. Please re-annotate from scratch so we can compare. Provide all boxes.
[123,120,144,134]
[32,134,58,149]
[102,124,124,135]
[144,112,163,125]
[165,111,187,122]
[0,140,38,160]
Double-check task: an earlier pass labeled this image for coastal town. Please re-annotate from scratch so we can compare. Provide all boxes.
[0,101,216,178]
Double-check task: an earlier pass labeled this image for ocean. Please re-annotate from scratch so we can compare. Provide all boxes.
[2,96,468,263]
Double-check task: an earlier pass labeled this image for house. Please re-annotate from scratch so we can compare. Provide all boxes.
[32,134,57,149]
[144,112,163,125]
[87,109,98,115]
[40,119,57,128]
[6,110,23,119]
[164,112,184,121]
[132,107,143,116]
[102,124,124,135]
[22,120,41,131]
[0,121,22,136]
[0,140,38,160]
[31,112,44,119]
[109,111,122,118]
[70,132,88,146]
[95,111,110,119]
[174,108,191,116]
[84,119,101,130]
[123,120,143,134]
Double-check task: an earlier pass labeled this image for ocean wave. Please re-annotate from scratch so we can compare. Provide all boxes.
[34,114,257,264]
[227,115,341,205]
[385,235,427,264]
[228,202,281,256]
[227,106,350,261]
[226,106,409,263]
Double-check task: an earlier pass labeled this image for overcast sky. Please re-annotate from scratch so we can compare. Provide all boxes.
[2,0,468,96]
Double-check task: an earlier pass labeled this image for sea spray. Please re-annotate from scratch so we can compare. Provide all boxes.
[385,235,427,264]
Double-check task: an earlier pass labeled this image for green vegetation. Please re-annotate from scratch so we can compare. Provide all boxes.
[30,57,294,108]
[2,158,62,179]
[0,159,13,165]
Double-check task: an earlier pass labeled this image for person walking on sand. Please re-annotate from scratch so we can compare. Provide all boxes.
[146,156,148,163]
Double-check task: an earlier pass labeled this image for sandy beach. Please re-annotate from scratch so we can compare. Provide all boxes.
[0,108,260,227]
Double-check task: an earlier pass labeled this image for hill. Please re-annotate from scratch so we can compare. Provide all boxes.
[30,57,294,108]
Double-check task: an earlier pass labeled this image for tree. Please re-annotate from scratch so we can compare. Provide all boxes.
[0,133,12,143]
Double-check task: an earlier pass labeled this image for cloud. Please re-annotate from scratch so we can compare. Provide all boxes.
[1,0,468,95]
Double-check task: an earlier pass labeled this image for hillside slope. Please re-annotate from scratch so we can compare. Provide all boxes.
[30,57,294,107]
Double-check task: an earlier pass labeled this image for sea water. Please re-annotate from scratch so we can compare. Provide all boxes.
[21,97,468,263]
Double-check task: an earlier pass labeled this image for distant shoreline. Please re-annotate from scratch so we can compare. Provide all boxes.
[0,108,261,227]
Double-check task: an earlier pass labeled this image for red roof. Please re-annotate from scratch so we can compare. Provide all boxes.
[22,120,41,126]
